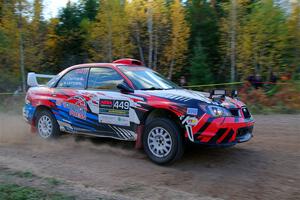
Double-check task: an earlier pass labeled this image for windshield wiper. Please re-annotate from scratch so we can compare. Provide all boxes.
[141,87,164,90]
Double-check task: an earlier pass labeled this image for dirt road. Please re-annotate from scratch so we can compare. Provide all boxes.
[0,114,299,200]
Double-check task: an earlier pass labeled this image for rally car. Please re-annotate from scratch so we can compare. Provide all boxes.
[23,58,254,164]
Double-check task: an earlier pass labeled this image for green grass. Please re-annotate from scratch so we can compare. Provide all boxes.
[9,171,36,179]
[0,184,75,200]
[248,103,300,114]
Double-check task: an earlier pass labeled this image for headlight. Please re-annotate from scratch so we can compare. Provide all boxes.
[207,105,232,117]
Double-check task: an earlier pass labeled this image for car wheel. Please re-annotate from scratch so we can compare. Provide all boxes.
[35,109,60,139]
[143,118,184,165]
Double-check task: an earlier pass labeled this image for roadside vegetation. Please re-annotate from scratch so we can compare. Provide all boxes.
[0,168,75,200]
[0,184,74,200]
[0,0,299,91]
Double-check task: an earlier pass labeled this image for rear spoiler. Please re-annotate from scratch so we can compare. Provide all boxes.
[27,72,56,87]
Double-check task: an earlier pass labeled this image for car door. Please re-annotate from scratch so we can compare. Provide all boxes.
[53,67,90,133]
[84,67,139,141]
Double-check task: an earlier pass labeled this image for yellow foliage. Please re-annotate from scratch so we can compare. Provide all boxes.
[88,0,132,62]
[286,2,300,71]
[236,0,287,79]
[163,0,190,79]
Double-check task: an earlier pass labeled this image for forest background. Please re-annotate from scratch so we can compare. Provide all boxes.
[0,0,299,113]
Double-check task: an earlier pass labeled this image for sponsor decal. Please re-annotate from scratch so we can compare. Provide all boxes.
[187,108,198,116]
[98,99,131,126]
[100,99,113,107]
[99,114,130,126]
[180,115,201,142]
[99,99,130,117]
[186,117,199,126]
[63,96,87,120]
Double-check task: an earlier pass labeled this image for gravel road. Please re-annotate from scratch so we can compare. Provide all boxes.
[0,114,299,200]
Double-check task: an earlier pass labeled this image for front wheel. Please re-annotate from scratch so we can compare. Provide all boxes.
[35,110,60,139]
[143,118,184,165]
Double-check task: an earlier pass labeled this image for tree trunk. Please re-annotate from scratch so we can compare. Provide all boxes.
[108,21,113,62]
[134,25,145,64]
[153,31,158,70]
[147,1,153,68]
[168,59,175,80]
[17,1,26,92]
[230,0,237,82]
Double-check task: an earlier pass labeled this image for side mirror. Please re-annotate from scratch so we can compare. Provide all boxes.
[231,90,238,98]
[117,82,134,93]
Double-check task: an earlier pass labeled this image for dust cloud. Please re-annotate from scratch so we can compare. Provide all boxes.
[0,113,141,158]
[0,114,31,144]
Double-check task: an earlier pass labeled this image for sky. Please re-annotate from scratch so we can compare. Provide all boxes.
[41,0,297,19]
[43,0,78,19]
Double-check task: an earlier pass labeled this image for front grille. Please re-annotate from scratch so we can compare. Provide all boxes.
[229,108,240,117]
[242,107,251,118]
[237,126,253,137]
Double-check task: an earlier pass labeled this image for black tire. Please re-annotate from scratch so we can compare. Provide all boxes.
[143,118,184,165]
[35,109,60,139]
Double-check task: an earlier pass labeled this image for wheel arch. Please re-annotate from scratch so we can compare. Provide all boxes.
[144,109,182,127]
[32,105,54,126]
[135,108,185,149]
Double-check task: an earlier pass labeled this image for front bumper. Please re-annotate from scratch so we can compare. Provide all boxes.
[189,115,254,146]
[236,126,253,143]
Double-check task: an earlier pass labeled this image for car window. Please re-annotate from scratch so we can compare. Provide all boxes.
[57,68,89,89]
[118,66,179,90]
[88,68,125,90]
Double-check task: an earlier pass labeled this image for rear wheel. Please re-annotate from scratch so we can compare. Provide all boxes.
[143,118,184,165]
[35,110,60,139]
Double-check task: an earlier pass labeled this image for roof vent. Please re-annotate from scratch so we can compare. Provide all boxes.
[113,58,144,66]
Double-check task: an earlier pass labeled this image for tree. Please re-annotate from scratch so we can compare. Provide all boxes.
[152,0,169,71]
[187,0,222,82]
[219,0,257,81]
[55,1,85,68]
[126,0,147,64]
[164,0,190,80]
[24,0,46,72]
[42,18,60,73]
[126,0,168,70]
[81,0,99,21]
[237,0,287,79]
[230,0,237,82]
[0,0,24,92]
[286,1,300,75]
[147,0,154,68]
[190,38,213,85]
[88,0,132,62]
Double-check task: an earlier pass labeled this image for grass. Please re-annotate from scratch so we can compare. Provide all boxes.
[1,170,73,199]
[248,103,300,115]
[9,171,36,179]
[0,183,75,200]
[8,169,63,186]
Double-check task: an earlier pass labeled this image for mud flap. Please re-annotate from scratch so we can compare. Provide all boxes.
[135,125,144,149]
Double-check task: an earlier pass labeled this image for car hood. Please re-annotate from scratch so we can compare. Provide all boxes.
[136,89,245,109]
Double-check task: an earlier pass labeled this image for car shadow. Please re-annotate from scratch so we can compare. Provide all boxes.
[173,142,267,171]
[71,135,266,170]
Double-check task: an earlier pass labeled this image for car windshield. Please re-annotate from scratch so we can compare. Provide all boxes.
[118,66,180,90]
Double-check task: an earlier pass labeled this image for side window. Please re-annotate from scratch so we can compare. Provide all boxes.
[88,68,125,90]
[57,68,89,89]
